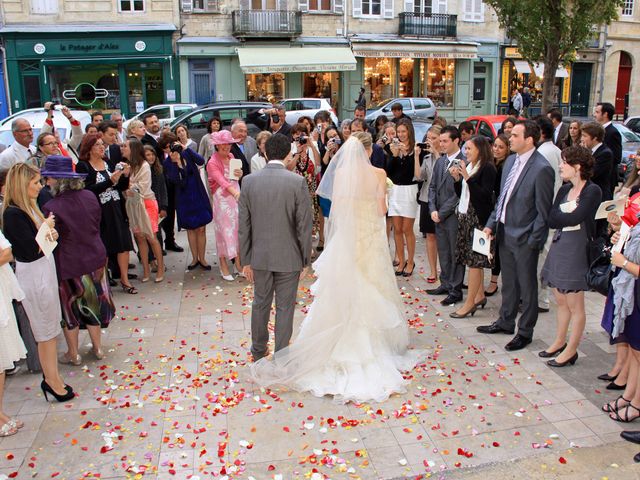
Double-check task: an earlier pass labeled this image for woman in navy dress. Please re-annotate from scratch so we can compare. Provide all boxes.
[161,133,213,270]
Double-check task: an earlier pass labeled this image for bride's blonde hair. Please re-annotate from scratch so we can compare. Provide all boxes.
[3,163,45,226]
[351,131,372,149]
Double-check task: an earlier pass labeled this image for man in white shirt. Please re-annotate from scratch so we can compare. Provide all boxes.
[110,112,125,144]
[0,118,35,170]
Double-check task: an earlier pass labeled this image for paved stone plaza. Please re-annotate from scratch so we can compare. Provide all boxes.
[2,230,640,480]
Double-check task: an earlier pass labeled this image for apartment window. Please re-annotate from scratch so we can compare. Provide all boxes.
[309,0,331,10]
[31,0,58,14]
[413,0,432,14]
[622,0,634,16]
[119,0,144,12]
[362,0,381,15]
[463,0,483,22]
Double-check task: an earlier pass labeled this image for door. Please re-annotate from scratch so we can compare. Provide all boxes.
[189,60,215,106]
[570,63,592,117]
[471,63,489,114]
[23,75,42,109]
[615,52,632,116]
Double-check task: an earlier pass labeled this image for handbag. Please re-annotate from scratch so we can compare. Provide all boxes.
[585,245,612,296]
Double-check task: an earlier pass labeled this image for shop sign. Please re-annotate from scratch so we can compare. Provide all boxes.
[59,42,120,53]
[353,50,477,59]
[500,60,510,104]
[505,47,521,58]
[241,63,356,74]
[562,66,571,104]
[62,82,108,107]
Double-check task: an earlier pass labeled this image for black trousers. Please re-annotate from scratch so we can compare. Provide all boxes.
[162,181,177,246]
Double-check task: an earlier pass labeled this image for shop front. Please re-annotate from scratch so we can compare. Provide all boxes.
[1,25,178,117]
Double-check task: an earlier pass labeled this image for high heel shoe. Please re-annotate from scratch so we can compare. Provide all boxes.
[219,266,235,282]
[58,353,82,366]
[538,343,567,358]
[186,262,199,271]
[449,306,477,319]
[475,298,487,309]
[120,282,138,295]
[41,380,75,403]
[485,280,499,297]
[395,262,407,276]
[199,261,212,271]
[547,352,578,367]
[92,348,105,360]
[402,262,415,277]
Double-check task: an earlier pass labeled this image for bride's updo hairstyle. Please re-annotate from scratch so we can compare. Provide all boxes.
[351,131,372,149]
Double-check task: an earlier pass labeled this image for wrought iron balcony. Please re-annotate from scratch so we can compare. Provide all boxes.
[399,12,457,38]
[232,10,302,38]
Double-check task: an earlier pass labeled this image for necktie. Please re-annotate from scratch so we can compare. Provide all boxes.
[495,155,522,222]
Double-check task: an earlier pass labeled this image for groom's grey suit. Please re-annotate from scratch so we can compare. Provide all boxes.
[239,162,313,360]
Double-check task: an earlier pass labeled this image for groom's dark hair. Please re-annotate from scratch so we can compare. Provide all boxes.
[265,133,290,162]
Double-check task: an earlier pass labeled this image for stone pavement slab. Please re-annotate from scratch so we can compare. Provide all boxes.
[2,230,640,479]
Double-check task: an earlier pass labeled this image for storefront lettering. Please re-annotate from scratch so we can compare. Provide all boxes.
[59,43,120,52]
[353,50,477,59]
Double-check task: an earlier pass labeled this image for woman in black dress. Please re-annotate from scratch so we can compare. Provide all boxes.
[540,145,601,367]
[449,136,497,318]
[76,133,136,294]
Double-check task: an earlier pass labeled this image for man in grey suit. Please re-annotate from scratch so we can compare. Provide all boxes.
[427,125,465,306]
[231,120,258,180]
[477,120,555,351]
[239,133,313,361]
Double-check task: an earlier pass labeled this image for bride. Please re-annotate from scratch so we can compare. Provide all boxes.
[250,133,424,404]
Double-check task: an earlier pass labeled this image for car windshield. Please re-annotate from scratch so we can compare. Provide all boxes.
[373,99,393,109]
[615,124,640,142]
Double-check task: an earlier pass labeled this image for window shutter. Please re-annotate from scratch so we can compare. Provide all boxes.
[333,0,343,14]
[383,0,393,18]
[181,0,193,12]
[403,0,413,13]
[435,0,446,13]
[464,0,483,21]
[299,0,309,11]
[31,0,58,13]
[352,0,362,17]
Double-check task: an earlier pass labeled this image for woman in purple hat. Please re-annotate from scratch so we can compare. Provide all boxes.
[41,155,115,365]
[207,130,245,281]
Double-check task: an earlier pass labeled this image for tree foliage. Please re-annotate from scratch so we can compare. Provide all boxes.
[484,0,623,113]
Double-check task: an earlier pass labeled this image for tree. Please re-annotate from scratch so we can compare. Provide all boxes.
[484,0,623,114]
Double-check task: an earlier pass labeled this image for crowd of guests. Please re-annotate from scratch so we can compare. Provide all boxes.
[1,99,640,456]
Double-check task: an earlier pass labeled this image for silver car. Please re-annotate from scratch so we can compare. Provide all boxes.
[279,98,339,126]
[123,103,197,130]
[365,97,437,123]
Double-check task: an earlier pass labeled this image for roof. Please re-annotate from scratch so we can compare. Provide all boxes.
[0,24,176,34]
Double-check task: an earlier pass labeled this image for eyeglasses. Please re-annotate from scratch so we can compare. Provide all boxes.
[41,142,58,147]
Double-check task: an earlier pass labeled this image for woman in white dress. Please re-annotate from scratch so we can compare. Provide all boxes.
[251,134,424,404]
[0,229,27,437]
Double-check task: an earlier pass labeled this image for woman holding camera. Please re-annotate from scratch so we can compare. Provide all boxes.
[122,137,165,283]
[162,133,213,271]
[76,133,135,293]
[448,136,497,318]
[207,131,243,281]
[386,118,421,277]
[291,124,319,233]
[317,126,344,234]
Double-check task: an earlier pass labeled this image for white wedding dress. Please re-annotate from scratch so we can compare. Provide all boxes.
[250,137,425,404]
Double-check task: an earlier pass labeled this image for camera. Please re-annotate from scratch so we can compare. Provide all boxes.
[44,101,58,112]
[392,138,400,145]
[271,114,280,123]
[417,142,428,150]
[115,163,125,171]
[452,159,461,168]
[297,136,308,145]
[170,143,183,154]
[381,134,388,143]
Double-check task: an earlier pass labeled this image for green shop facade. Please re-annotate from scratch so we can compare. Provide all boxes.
[1,24,179,118]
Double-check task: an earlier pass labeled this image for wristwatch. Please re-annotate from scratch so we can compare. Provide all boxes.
[623,259,629,271]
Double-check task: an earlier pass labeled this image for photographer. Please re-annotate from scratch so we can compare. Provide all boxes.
[291,124,319,235]
[40,103,83,163]
[161,133,212,272]
[266,105,291,139]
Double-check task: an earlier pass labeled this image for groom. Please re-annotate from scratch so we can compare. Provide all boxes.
[238,133,313,361]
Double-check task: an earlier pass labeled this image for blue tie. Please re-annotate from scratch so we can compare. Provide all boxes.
[495,155,522,222]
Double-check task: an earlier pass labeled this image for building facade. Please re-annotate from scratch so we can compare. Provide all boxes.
[0,0,180,117]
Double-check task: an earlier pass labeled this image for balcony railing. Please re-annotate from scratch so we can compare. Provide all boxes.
[232,10,302,38]
[399,12,457,37]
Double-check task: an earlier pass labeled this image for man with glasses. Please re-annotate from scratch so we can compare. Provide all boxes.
[0,118,36,170]
[110,112,125,144]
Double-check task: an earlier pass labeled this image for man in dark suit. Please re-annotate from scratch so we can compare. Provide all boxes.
[547,109,568,149]
[477,120,554,351]
[354,106,377,137]
[582,121,613,239]
[427,125,465,306]
[98,121,122,170]
[230,120,257,180]
[595,102,622,188]
[268,105,292,139]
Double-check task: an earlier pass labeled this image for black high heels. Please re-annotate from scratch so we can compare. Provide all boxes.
[41,380,74,403]
[449,306,477,319]
[547,352,578,368]
[538,343,567,358]
[395,262,407,276]
[402,262,415,277]
[475,298,487,309]
[484,280,499,297]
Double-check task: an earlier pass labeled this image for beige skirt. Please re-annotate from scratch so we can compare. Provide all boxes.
[15,256,62,342]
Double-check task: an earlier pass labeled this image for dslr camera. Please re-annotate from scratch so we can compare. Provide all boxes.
[170,143,183,154]
[297,136,308,145]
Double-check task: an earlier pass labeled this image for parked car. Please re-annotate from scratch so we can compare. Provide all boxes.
[624,116,640,135]
[279,98,339,126]
[123,103,197,130]
[464,115,524,142]
[365,97,437,123]
[169,101,273,144]
[615,123,640,181]
[0,108,91,147]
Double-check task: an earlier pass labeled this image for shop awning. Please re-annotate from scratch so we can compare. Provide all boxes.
[351,42,477,59]
[532,63,570,78]
[513,60,532,74]
[237,47,357,74]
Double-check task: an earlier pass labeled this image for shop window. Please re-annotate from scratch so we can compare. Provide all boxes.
[622,0,634,16]
[119,0,145,12]
[399,58,415,97]
[423,58,454,108]
[31,0,57,14]
[49,64,120,111]
[302,72,338,106]
[463,0,483,22]
[246,74,285,104]
[364,58,397,105]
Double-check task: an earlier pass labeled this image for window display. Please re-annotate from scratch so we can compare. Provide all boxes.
[422,58,454,108]
[398,58,414,97]
[48,64,120,112]
[246,73,285,104]
[364,57,396,104]
[303,72,339,109]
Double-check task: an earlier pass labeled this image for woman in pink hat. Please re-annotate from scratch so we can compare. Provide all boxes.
[207,130,244,281]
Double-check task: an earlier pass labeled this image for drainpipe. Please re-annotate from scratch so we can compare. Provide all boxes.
[598,24,608,104]
[343,0,348,38]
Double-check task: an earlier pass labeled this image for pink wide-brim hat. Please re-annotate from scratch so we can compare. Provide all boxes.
[211,130,239,145]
